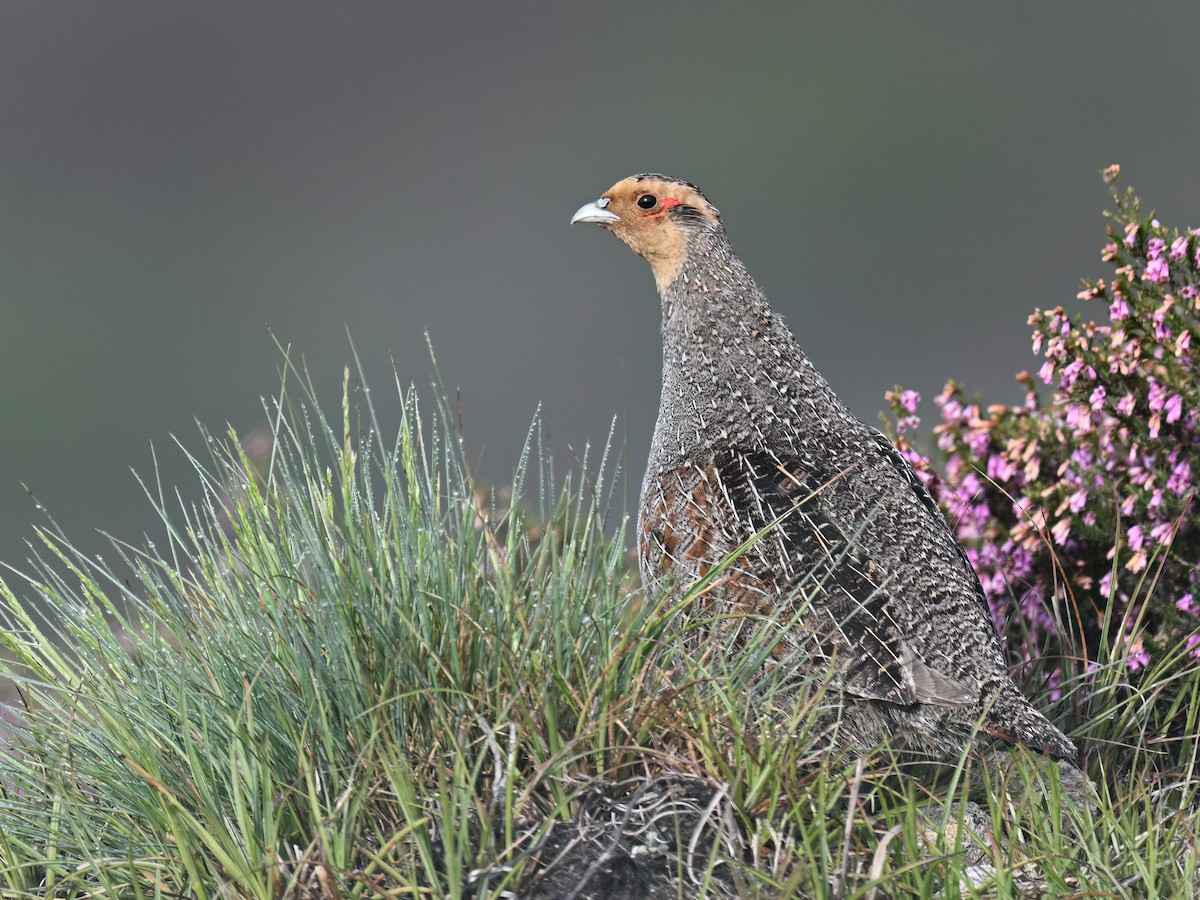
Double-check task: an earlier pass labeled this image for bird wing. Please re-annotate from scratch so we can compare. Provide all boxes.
[867,429,997,634]
[712,446,973,707]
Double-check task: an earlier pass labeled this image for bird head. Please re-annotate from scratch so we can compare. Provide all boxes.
[571,174,721,291]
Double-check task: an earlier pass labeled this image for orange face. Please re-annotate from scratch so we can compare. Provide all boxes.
[571,175,720,290]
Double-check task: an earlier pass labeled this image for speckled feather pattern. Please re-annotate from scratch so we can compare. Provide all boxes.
[601,177,1078,763]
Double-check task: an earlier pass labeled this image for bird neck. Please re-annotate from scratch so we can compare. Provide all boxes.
[657,232,788,367]
[647,232,838,469]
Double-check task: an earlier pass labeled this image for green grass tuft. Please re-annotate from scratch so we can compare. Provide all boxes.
[0,347,1197,897]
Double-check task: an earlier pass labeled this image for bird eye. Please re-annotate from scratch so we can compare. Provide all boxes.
[636,193,658,210]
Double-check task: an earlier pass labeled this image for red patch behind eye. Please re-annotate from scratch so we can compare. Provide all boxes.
[647,197,682,218]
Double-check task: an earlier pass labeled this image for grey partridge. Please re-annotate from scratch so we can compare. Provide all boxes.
[571,174,1077,763]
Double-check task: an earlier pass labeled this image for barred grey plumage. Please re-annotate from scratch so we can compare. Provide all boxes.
[572,174,1077,763]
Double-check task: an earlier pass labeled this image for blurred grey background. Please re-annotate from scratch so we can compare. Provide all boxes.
[2,3,1199,574]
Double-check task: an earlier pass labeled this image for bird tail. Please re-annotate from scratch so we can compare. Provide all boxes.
[982,681,1077,764]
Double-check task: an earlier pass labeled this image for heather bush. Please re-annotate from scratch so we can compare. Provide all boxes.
[886,166,1200,689]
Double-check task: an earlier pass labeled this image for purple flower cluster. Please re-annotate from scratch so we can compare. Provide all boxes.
[887,169,1200,674]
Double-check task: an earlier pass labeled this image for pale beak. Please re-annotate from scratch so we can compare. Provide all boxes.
[570,197,620,225]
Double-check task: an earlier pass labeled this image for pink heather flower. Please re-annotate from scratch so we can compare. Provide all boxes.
[1058,359,1095,388]
[1038,360,1056,384]
[1167,460,1192,495]
[938,393,963,420]
[986,453,1015,482]
[1178,593,1198,616]
[1123,223,1139,247]
[1089,385,1107,406]
[959,471,984,499]
[1019,585,1054,628]
[1046,669,1065,704]
[1051,518,1072,546]
[1170,236,1189,260]
[1129,455,1154,487]
[965,429,991,457]
[1031,332,1044,355]
[1127,524,1146,552]
[1065,404,1092,432]
[1176,331,1192,356]
[1147,237,1167,259]
[1148,380,1166,413]
[1150,520,1174,546]
[1183,285,1199,302]
[1165,394,1183,424]
[1109,297,1131,321]
[1121,495,1137,515]
[1008,544,1034,581]
[1099,571,1113,598]
[1126,647,1150,672]
[981,569,1007,599]
[1024,455,1042,482]
[1068,489,1088,513]
[1144,257,1170,283]
[1102,242,1118,261]
[1116,393,1137,415]
[1154,320,1173,342]
[1187,634,1200,660]
[899,389,920,414]
[1027,505,1048,531]
[1125,567,1155,594]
